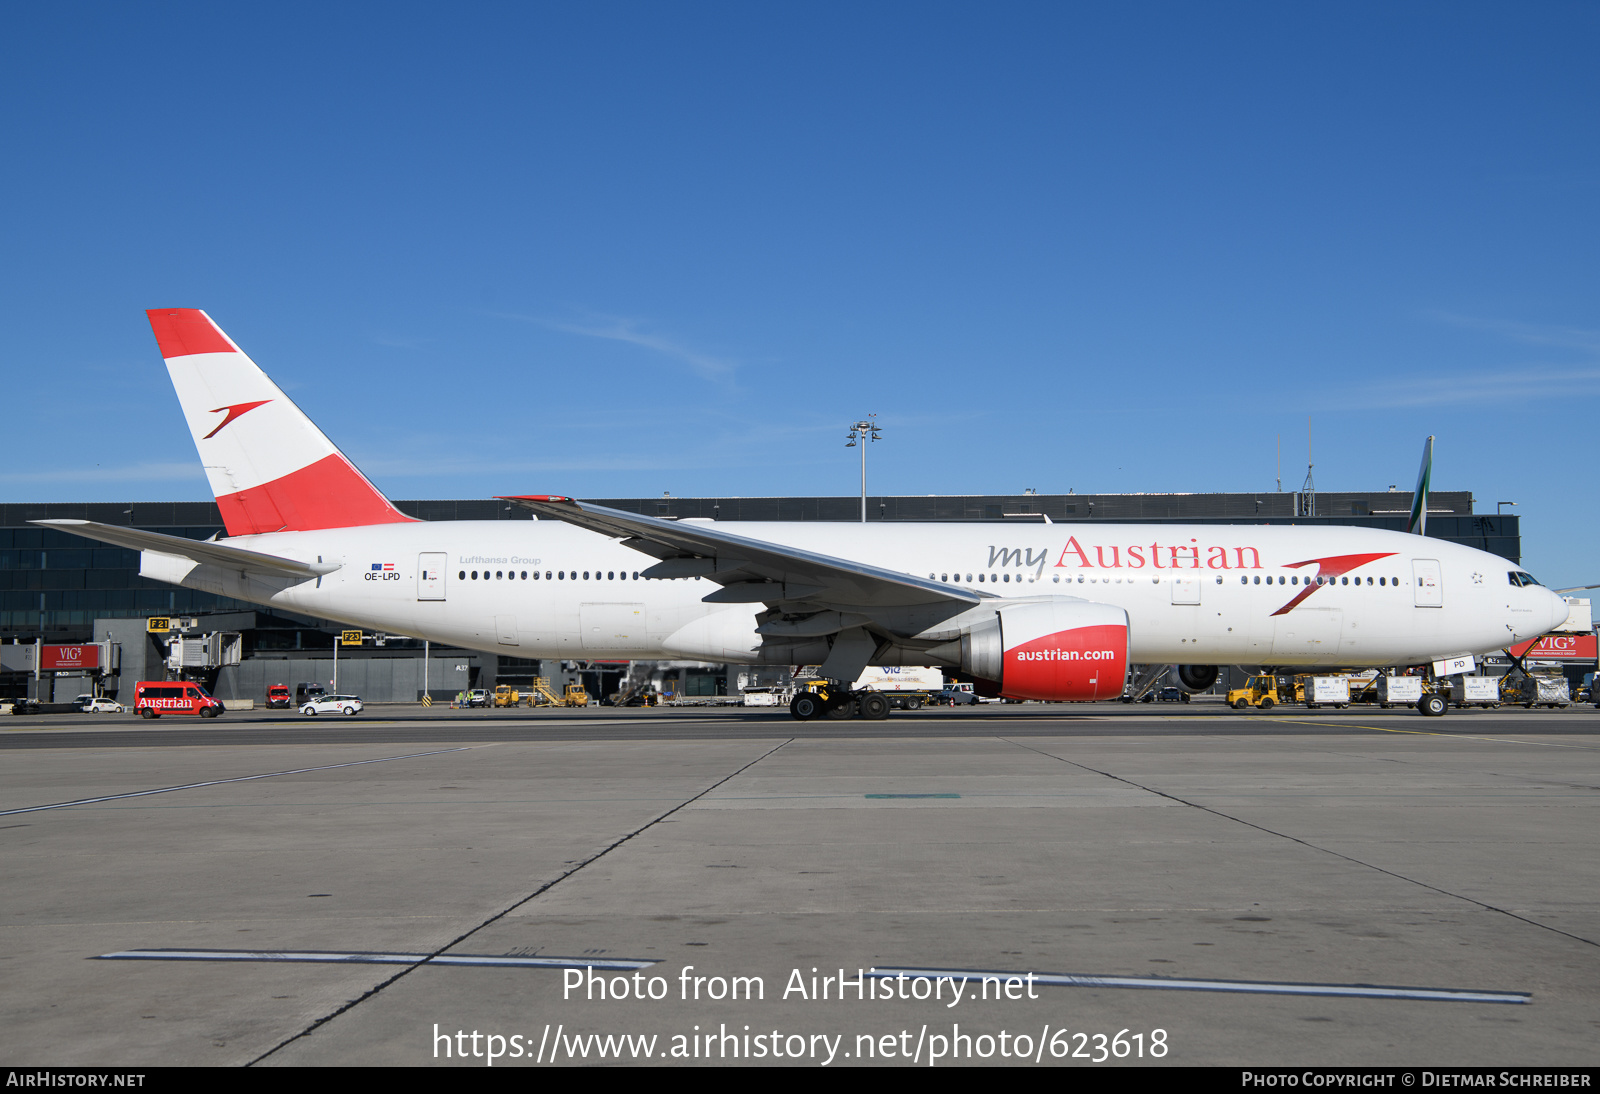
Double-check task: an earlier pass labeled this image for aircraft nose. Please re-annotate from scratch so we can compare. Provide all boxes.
[1549,590,1573,632]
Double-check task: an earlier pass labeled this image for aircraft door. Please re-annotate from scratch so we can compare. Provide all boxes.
[418,553,447,600]
[1171,576,1201,605]
[582,603,645,650]
[1412,559,1443,607]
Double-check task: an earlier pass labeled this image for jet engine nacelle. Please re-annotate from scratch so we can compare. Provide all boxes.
[936,598,1129,701]
[1177,664,1219,692]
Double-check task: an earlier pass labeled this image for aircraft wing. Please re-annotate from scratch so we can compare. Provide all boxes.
[499,496,983,613]
[31,520,340,581]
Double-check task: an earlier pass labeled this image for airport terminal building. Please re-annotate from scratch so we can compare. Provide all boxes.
[0,489,1528,703]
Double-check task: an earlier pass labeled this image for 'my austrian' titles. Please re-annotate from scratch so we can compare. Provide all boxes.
[1051,536,1263,571]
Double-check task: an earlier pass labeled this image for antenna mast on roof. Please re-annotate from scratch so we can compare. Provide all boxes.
[1299,418,1316,516]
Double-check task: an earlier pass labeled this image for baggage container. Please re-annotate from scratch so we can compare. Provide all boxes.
[1375,675,1423,708]
[1305,676,1350,708]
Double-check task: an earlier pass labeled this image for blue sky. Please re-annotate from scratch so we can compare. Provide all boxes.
[3,2,1597,586]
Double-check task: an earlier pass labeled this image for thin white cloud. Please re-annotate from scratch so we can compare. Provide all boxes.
[492,310,738,379]
[1429,312,1600,354]
[359,455,716,476]
[1358,365,1600,408]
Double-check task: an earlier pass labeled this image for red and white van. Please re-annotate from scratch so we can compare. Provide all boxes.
[134,681,225,718]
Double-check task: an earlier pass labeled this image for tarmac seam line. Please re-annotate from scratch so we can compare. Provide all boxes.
[0,748,475,817]
[997,735,1600,953]
[244,736,794,1067]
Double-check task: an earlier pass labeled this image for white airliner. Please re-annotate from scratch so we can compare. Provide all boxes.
[39,310,1569,719]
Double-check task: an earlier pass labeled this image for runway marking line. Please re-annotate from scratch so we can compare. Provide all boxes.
[98,948,654,971]
[1267,717,1600,749]
[872,967,1528,1005]
[93,950,1528,1004]
[0,747,472,817]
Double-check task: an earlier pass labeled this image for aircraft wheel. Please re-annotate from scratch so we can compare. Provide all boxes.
[825,695,858,720]
[860,693,890,721]
[790,693,823,721]
[1419,694,1448,717]
[1259,697,1274,710]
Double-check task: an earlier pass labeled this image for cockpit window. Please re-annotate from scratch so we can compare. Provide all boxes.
[1508,571,1542,587]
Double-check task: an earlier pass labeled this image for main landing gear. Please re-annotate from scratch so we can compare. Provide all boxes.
[790,684,890,721]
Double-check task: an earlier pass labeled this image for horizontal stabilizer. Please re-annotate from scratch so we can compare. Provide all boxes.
[31,520,340,581]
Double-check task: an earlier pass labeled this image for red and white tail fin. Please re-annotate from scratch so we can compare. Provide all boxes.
[147,309,417,537]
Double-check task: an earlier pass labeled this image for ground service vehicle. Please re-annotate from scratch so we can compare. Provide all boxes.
[1500,674,1571,709]
[295,683,324,706]
[1155,685,1190,702]
[851,665,943,710]
[135,681,225,718]
[1228,675,1280,710]
[83,698,124,713]
[302,693,363,716]
[39,309,1573,722]
[267,684,291,708]
[492,685,522,707]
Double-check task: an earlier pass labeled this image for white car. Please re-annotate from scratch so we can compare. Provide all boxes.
[84,698,124,713]
[301,694,363,716]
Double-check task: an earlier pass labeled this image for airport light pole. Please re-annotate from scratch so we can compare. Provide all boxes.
[846,416,881,522]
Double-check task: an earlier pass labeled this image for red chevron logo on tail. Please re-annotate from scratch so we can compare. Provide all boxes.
[203,400,272,439]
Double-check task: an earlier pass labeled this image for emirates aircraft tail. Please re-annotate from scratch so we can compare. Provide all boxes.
[147,309,417,537]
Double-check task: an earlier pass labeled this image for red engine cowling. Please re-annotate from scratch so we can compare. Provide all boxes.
[954,599,1129,701]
